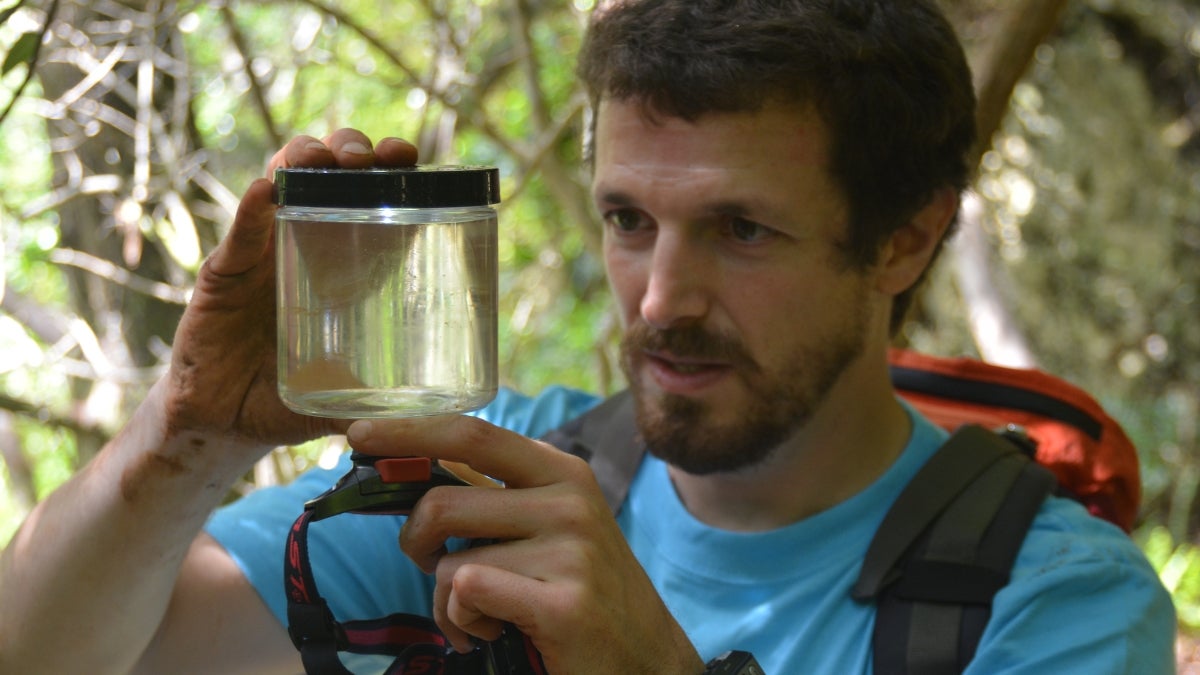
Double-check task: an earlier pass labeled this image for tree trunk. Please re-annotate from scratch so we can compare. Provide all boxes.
[31,0,202,462]
[947,0,1071,367]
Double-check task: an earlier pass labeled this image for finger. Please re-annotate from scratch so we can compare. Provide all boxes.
[432,570,495,653]
[203,178,276,277]
[267,135,335,175]
[375,137,419,166]
[446,564,511,643]
[400,490,539,572]
[346,415,580,489]
[323,128,377,168]
[447,564,549,642]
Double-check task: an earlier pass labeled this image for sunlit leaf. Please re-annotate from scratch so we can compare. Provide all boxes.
[1,31,39,76]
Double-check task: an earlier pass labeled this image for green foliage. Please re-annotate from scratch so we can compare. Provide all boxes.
[1142,526,1200,631]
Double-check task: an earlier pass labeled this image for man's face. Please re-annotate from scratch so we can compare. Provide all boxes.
[592,99,881,475]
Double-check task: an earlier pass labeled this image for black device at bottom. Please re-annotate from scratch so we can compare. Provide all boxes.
[704,650,765,675]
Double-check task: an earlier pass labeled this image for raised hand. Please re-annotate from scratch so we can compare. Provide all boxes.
[162,130,418,452]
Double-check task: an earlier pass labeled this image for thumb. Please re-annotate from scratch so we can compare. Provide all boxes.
[206,178,276,277]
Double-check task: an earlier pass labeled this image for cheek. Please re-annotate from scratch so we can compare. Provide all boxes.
[725,272,835,348]
[603,247,645,322]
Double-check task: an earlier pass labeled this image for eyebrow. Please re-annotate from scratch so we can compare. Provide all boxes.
[595,188,764,222]
[593,189,635,207]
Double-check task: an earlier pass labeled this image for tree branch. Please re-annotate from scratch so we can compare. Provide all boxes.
[0,287,71,344]
[0,411,36,510]
[0,391,110,444]
[969,0,1071,165]
[49,247,191,304]
[947,0,1070,367]
[219,3,283,149]
[509,0,551,129]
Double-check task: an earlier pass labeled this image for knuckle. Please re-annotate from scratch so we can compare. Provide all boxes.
[554,490,596,526]
[550,449,607,495]
[453,416,504,454]
[412,485,456,523]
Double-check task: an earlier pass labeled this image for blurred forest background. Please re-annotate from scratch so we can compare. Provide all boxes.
[0,0,1198,648]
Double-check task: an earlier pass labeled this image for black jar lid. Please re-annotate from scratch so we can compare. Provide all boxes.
[274,165,501,209]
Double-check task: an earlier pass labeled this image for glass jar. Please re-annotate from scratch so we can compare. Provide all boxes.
[274,166,500,418]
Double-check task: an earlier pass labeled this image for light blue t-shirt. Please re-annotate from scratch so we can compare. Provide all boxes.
[205,386,1175,673]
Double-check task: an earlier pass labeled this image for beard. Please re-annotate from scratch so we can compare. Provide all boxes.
[619,305,869,476]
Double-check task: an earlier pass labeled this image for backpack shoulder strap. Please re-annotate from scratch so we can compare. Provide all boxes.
[541,397,1057,674]
[853,425,1058,675]
[540,390,645,512]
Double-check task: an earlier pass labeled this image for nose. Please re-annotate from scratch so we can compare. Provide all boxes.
[639,232,711,330]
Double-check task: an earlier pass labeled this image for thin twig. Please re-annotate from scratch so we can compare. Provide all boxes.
[219,3,284,149]
[48,248,192,305]
[509,0,551,128]
[0,392,111,444]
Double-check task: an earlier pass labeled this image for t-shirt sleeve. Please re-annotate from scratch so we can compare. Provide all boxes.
[966,497,1176,674]
[204,385,602,628]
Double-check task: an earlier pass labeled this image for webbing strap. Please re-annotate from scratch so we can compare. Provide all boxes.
[858,427,1057,675]
[284,507,457,674]
[852,425,1016,600]
[540,390,644,512]
[900,450,1025,675]
[286,509,353,674]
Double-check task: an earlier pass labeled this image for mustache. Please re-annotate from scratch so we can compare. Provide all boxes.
[621,322,759,372]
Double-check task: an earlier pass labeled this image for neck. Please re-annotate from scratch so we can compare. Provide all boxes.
[666,352,912,532]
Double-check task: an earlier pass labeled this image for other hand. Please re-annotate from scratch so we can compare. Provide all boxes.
[346,414,705,674]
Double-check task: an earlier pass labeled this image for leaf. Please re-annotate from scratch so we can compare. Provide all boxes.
[2,31,39,76]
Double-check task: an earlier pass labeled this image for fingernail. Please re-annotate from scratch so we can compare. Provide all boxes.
[305,140,329,152]
[347,420,373,444]
[341,141,371,155]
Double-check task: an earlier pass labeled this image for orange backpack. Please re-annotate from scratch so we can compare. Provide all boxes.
[887,347,1140,532]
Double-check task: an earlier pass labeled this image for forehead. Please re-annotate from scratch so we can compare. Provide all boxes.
[591,98,838,198]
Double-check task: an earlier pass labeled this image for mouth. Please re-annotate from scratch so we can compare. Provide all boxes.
[619,322,754,397]
[642,351,732,392]
[648,352,722,373]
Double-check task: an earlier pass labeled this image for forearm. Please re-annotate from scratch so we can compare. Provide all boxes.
[0,378,266,674]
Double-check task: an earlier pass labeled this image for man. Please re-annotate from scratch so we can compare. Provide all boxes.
[0,1,1174,673]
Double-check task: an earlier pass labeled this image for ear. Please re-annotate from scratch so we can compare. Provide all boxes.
[874,186,959,296]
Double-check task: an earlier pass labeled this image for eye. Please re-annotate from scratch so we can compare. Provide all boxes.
[603,208,653,234]
[726,217,776,243]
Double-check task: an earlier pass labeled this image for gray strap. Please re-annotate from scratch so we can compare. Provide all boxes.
[851,425,1016,601]
[905,602,965,675]
[902,450,1027,675]
[540,390,645,513]
[862,427,1058,675]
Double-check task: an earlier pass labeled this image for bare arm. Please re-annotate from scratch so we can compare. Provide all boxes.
[0,381,289,675]
[134,533,301,675]
[0,131,418,674]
